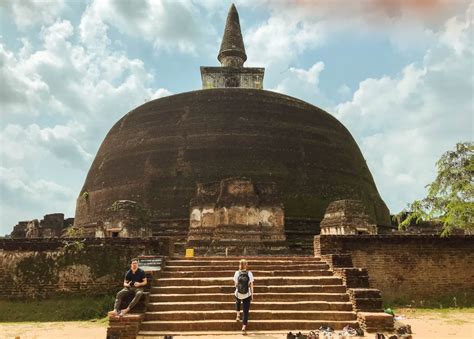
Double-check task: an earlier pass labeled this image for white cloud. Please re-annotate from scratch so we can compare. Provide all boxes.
[0,11,172,234]
[0,0,66,29]
[245,14,326,68]
[242,0,471,70]
[0,122,93,169]
[85,0,216,54]
[333,5,474,214]
[271,62,327,104]
[0,166,75,229]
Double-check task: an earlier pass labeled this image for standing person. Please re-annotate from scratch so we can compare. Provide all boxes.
[111,258,147,316]
[233,259,254,335]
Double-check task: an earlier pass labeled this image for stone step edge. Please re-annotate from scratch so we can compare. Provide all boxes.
[146,310,357,321]
[164,263,324,266]
[170,255,322,260]
[148,292,348,297]
[147,301,353,305]
[137,330,327,336]
[140,320,359,325]
[163,264,328,269]
[155,276,339,281]
[152,284,344,289]
[160,268,329,272]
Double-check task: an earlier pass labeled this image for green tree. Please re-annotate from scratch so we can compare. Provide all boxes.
[396,142,473,236]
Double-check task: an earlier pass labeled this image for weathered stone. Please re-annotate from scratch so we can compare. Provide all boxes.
[10,221,28,238]
[357,312,394,332]
[187,177,287,255]
[25,219,40,238]
[320,200,378,235]
[95,200,152,238]
[11,214,74,239]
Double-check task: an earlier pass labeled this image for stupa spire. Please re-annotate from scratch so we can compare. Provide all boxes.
[200,4,264,89]
[218,4,247,67]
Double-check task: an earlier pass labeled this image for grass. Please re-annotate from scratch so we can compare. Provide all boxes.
[383,292,474,309]
[393,307,474,325]
[395,307,474,315]
[0,295,114,322]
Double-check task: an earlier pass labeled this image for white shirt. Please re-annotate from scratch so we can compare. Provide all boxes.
[233,270,254,300]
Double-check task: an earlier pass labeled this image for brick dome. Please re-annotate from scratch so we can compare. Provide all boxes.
[74,88,390,228]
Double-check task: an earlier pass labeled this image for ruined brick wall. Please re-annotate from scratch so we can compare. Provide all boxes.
[315,235,474,304]
[0,238,173,299]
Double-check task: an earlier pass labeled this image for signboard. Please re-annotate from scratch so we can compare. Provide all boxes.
[139,256,163,272]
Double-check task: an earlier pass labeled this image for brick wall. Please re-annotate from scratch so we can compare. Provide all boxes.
[0,238,173,299]
[315,235,474,305]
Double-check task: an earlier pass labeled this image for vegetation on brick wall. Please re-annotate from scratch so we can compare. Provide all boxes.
[16,253,58,292]
[59,243,134,280]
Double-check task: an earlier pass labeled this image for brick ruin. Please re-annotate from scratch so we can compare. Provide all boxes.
[92,200,152,238]
[315,235,474,306]
[186,177,287,255]
[10,213,74,239]
[320,200,378,235]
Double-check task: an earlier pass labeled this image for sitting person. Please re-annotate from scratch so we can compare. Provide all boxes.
[111,258,147,316]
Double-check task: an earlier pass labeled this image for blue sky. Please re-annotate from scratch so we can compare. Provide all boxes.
[0,0,472,236]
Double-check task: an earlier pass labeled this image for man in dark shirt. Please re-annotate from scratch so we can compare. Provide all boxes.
[111,258,147,316]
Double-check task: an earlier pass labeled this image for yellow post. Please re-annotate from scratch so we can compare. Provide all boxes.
[185,248,194,258]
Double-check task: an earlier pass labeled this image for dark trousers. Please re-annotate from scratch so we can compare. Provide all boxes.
[235,296,252,325]
[114,287,144,312]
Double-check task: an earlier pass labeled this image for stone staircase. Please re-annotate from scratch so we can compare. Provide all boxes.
[138,256,359,336]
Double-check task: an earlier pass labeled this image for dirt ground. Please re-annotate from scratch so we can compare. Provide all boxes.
[0,309,473,339]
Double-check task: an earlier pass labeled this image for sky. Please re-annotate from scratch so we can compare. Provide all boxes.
[0,0,472,236]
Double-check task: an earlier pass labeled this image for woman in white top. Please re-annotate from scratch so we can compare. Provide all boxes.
[233,259,254,335]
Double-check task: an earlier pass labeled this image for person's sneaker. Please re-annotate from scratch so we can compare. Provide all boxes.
[242,329,247,336]
[236,313,241,321]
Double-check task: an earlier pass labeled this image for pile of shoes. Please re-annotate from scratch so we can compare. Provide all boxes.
[304,325,336,338]
[289,325,366,339]
[337,325,364,338]
[287,331,307,339]
[395,320,412,336]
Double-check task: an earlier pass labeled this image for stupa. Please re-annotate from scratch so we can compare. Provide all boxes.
[74,4,391,252]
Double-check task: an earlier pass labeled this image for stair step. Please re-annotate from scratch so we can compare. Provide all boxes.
[137,330,327,337]
[146,301,354,312]
[166,259,322,266]
[169,256,321,260]
[135,256,359,335]
[163,263,329,271]
[151,285,347,294]
[156,276,342,286]
[158,269,332,278]
[149,292,349,303]
[144,310,356,321]
[140,319,359,331]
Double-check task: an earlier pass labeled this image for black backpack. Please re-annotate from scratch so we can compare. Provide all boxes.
[237,271,250,294]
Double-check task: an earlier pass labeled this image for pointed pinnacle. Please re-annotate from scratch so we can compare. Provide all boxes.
[218,3,247,66]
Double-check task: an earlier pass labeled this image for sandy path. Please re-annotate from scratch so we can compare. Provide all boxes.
[0,310,473,338]
[0,321,106,339]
